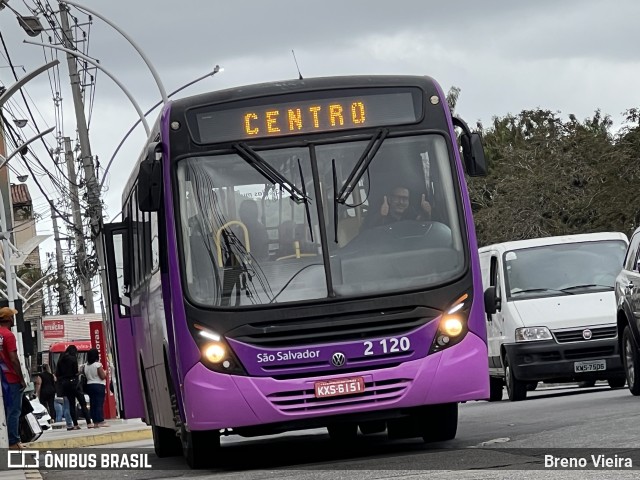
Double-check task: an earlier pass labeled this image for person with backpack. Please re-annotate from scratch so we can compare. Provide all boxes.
[34,364,56,421]
[55,345,94,430]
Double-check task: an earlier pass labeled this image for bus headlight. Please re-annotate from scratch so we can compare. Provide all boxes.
[442,317,464,337]
[193,324,246,375]
[429,293,470,354]
[203,343,226,364]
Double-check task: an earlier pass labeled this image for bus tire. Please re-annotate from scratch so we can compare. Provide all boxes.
[421,403,458,443]
[488,377,503,401]
[181,426,220,469]
[622,326,640,396]
[327,423,358,443]
[141,368,181,458]
[504,358,527,401]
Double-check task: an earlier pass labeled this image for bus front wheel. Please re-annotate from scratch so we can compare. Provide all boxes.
[421,403,458,443]
[181,426,220,469]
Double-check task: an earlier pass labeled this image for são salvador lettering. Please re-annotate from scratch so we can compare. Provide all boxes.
[545,454,633,468]
[256,349,321,363]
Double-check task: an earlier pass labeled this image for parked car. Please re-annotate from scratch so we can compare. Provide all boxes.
[615,227,640,396]
[28,397,52,430]
[481,232,629,401]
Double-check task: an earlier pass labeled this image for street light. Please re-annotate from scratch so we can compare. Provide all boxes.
[59,0,168,104]
[24,40,150,135]
[0,61,58,448]
[13,119,27,128]
[99,65,224,189]
[0,0,45,36]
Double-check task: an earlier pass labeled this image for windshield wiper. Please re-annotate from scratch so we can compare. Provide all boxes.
[560,284,613,292]
[512,288,574,295]
[233,143,308,203]
[335,128,388,204]
[296,157,313,242]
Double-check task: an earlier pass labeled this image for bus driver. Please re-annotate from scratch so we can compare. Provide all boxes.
[364,186,432,228]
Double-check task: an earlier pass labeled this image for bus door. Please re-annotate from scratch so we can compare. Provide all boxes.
[103,222,145,418]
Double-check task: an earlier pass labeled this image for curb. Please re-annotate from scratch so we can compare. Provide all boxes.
[24,471,43,480]
[23,428,152,449]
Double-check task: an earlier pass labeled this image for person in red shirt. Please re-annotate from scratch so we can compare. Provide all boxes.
[0,306,27,449]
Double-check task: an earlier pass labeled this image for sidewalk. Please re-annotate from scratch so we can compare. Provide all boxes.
[23,418,151,449]
[0,470,42,480]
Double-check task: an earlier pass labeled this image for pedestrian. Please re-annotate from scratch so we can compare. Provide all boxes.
[0,306,27,449]
[55,345,94,430]
[34,364,56,421]
[83,348,108,427]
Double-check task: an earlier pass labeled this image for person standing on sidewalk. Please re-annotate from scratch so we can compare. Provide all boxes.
[83,348,108,427]
[34,364,56,421]
[55,345,94,430]
[0,307,27,449]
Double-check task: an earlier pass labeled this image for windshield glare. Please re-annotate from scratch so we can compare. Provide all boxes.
[505,240,627,299]
[176,134,465,307]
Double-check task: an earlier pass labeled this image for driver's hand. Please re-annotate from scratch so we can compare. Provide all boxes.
[421,194,432,217]
[380,196,389,216]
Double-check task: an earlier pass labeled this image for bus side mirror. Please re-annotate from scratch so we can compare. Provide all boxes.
[461,132,487,177]
[484,286,501,315]
[138,142,163,212]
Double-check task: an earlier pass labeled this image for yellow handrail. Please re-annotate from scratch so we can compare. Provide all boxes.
[215,220,250,266]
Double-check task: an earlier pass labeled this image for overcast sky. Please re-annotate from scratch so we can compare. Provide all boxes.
[2,0,640,297]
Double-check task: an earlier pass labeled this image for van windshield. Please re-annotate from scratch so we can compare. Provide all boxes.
[504,240,627,300]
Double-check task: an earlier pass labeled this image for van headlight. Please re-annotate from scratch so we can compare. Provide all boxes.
[515,327,552,342]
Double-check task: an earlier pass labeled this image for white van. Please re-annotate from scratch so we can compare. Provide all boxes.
[480,232,628,401]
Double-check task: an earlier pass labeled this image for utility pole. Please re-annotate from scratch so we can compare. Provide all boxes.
[59,4,100,313]
[64,137,93,313]
[50,202,71,314]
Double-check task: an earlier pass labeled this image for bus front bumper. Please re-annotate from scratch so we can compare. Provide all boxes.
[181,332,488,431]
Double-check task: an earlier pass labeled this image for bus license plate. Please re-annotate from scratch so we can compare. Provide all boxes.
[314,377,365,398]
[574,360,606,373]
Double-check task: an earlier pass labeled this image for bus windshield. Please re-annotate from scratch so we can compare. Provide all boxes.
[504,240,628,299]
[176,134,465,307]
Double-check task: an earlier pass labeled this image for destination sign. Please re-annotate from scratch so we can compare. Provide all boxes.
[192,89,421,143]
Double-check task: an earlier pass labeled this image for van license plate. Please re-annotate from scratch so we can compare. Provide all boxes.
[574,360,606,373]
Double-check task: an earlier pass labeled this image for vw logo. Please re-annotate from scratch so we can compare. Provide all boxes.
[583,329,593,340]
[331,352,346,367]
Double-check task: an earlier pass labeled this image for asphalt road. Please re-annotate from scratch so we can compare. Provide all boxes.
[41,384,640,479]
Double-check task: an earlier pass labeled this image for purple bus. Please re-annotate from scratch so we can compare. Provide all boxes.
[102,75,489,468]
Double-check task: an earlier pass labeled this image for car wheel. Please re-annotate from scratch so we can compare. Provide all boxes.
[622,326,640,396]
[504,357,527,401]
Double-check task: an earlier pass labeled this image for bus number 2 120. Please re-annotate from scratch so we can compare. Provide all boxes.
[363,337,411,356]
